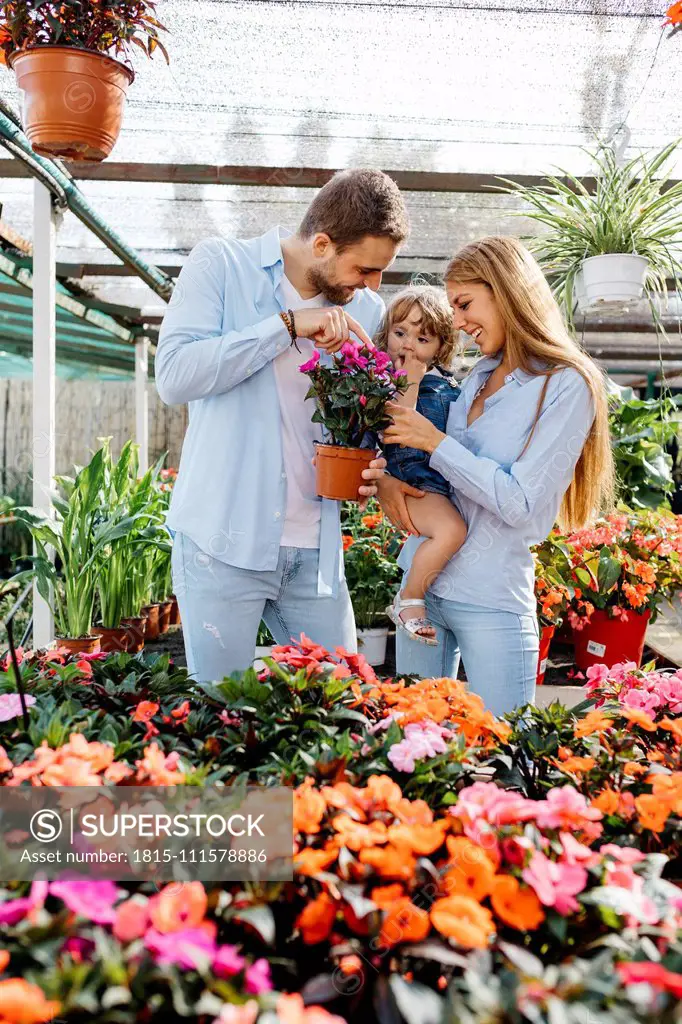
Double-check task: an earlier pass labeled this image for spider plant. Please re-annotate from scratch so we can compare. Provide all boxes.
[497,140,682,331]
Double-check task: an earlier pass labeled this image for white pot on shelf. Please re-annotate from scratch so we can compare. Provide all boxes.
[580,253,649,306]
[357,626,389,667]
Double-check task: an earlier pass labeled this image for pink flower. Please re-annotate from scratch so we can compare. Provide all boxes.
[522,851,587,915]
[145,926,217,970]
[599,844,645,865]
[559,833,600,867]
[534,786,603,840]
[213,944,246,978]
[113,899,149,943]
[0,897,34,925]
[658,675,682,713]
[244,957,273,994]
[374,350,392,373]
[585,663,611,692]
[387,720,450,773]
[623,689,661,714]
[358,395,367,406]
[61,936,95,961]
[0,693,36,722]
[299,350,321,374]
[215,1004,260,1024]
[50,880,120,924]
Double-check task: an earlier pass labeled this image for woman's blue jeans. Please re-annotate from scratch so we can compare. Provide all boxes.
[395,590,538,717]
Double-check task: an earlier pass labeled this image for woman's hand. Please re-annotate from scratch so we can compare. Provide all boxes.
[383,402,446,454]
[375,475,425,535]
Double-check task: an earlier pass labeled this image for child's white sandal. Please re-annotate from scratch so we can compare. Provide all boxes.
[386,593,438,646]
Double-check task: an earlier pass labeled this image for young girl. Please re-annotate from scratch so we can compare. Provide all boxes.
[374,286,467,644]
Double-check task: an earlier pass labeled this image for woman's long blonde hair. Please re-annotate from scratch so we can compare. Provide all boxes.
[444,236,614,529]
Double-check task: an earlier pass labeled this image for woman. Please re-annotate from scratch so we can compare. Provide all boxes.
[378,236,615,716]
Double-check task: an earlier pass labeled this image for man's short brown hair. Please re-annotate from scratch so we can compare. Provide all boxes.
[298,169,409,251]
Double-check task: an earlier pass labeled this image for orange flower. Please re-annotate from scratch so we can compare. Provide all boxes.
[294,845,339,877]
[148,881,207,933]
[294,779,327,834]
[131,700,159,722]
[591,788,620,815]
[573,710,614,739]
[276,992,346,1024]
[635,794,670,833]
[660,717,682,743]
[331,815,388,850]
[0,746,12,774]
[621,707,657,732]
[430,895,495,949]
[365,775,404,811]
[296,891,337,944]
[0,951,8,973]
[386,820,450,856]
[359,844,417,881]
[623,761,647,778]
[361,513,383,530]
[379,897,430,948]
[342,535,354,551]
[441,837,496,900]
[490,875,544,931]
[554,755,596,774]
[370,883,405,909]
[0,979,61,1023]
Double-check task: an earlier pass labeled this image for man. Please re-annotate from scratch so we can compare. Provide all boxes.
[156,168,409,681]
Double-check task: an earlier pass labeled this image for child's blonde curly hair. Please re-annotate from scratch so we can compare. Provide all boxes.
[373,285,457,369]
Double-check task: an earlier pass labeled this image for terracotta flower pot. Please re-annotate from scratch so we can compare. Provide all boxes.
[56,635,101,655]
[120,615,146,653]
[315,444,377,501]
[141,603,161,641]
[9,46,134,162]
[169,596,181,626]
[573,608,651,672]
[158,601,172,634]
[97,625,131,654]
[536,624,555,686]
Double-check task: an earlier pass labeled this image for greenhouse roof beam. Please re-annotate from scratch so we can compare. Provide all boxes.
[3,162,682,194]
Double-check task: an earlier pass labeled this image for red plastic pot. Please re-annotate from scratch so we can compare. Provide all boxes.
[573,608,651,672]
[536,624,555,686]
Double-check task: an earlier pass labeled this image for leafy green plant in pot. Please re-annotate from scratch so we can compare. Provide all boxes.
[341,501,403,665]
[10,446,139,653]
[300,341,408,501]
[94,440,167,652]
[0,0,169,162]
[498,140,682,331]
[608,384,680,511]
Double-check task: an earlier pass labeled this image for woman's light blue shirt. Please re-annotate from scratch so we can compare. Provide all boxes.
[399,355,596,615]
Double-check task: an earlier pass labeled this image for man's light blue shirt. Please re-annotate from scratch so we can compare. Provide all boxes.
[399,355,596,615]
[155,226,385,597]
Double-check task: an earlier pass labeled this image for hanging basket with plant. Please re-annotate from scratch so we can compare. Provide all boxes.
[498,140,682,331]
[300,341,408,501]
[0,0,169,162]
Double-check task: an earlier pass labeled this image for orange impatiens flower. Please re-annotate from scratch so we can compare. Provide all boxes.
[635,794,670,833]
[370,884,405,909]
[441,837,496,900]
[430,895,495,949]
[621,707,657,732]
[573,709,614,739]
[294,844,339,877]
[490,875,544,931]
[361,513,383,530]
[386,820,450,856]
[294,779,328,834]
[591,788,620,815]
[554,755,596,775]
[0,951,8,973]
[331,815,388,851]
[0,979,61,1023]
[379,896,430,948]
[342,534,354,551]
[296,891,337,944]
[359,844,417,881]
[276,992,346,1024]
[149,881,207,933]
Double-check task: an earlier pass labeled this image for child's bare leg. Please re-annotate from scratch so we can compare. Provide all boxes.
[398,493,467,639]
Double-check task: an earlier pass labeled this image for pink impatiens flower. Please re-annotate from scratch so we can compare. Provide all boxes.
[387,720,450,773]
[522,851,587,915]
[244,957,273,994]
[145,926,217,970]
[534,786,603,841]
[213,944,246,978]
[0,693,36,722]
[50,880,120,925]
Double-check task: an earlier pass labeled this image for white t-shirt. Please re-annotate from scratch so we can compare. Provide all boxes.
[273,276,325,548]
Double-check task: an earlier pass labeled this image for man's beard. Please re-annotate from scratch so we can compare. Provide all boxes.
[306,264,355,306]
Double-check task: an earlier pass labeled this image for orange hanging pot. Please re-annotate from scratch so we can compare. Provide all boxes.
[315,443,377,501]
[8,46,134,162]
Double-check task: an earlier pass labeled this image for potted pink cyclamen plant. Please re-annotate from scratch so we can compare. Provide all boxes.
[300,340,408,501]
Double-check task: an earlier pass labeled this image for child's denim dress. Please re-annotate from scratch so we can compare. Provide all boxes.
[384,370,461,497]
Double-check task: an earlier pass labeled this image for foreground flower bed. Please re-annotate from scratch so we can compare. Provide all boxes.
[0,640,680,1023]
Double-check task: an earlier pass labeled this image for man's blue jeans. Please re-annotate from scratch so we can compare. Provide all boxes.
[396,590,538,717]
[172,532,357,682]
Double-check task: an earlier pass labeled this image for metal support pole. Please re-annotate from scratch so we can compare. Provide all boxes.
[32,180,57,648]
[135,336,149,474]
